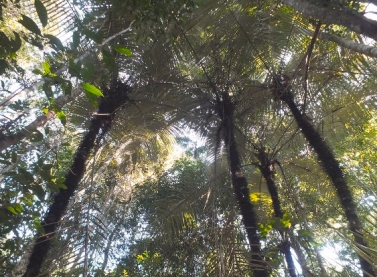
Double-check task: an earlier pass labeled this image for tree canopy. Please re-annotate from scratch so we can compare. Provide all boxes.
[1,0,377,276]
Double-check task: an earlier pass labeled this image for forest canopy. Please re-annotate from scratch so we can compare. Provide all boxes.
[1,0,377,276]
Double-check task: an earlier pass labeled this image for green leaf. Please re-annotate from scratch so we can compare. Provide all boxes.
[113,46,132,56]
[6,206,17,215]
[32,68,43,75]
[0,31,11,56]
[19,14,41,36]
[14,203,23,213]
[10,32,22,53]
[28,35,44,49]
[18,167,34,183]
[82,29,103,44]
[44,34,64,50]
[22,196,33,206]
[68,59,81,78]
[39,163,53,181]
[0,59,8,74]
[34,0,48,27]
[31,184,45,200]
[34,219,45,234]
[30,130,44,142]
[42,61,51,75]
[56,111,66,126]
[81,83,104,97]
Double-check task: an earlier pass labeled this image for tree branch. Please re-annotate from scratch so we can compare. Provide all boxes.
[281,0,377,40]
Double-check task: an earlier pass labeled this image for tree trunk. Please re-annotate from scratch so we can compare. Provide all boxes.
[257,148,297,277]
[0,88,82,152]
[23,115,102,277]
[23,81,130,277]
[288,232,316,277]
[219,92,269,277]
[279,92,376,277]
[319,32,377,58]
[281,0,377,41]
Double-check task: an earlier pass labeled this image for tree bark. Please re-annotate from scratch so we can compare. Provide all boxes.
[319,32,377,58]
[22,81,130,277]
[281,0,377,41]
[0,88,82,152]
[257,148,297,277]
[219,92,269,277]
[280,93,376,277]
[23,115,102,277]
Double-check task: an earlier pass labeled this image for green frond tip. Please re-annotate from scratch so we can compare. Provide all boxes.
[81,83,104,97]
[113,46,133,56]
[34,0,48,27]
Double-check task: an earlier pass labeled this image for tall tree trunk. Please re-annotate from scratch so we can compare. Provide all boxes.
[23,115,102,277]
[257,148,297,277]
[23,81,130,277]
[281,0,377,41]
[275,84,376,277]
[219,92,269,277]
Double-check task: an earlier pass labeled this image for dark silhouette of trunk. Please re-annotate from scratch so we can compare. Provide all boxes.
[275,83,376,277]
[218,92,269,277]
[23,81,130,277]
[257,148,297,277]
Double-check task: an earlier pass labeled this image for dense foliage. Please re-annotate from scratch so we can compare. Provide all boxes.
[1,0,377,276]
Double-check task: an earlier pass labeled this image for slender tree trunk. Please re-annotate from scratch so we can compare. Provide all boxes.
[257,148,283,218]
[219,92,269,277]
[278,90,376,277]
[0,88,82,152]
[257,148,297,277]
[23,81,130,277]
[288,232,316,277]
[281,0,377,40]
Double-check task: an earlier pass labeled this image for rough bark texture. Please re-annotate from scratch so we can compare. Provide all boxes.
[257,149,283,218]
[257,148,297,277]
[219,92,269,276]
[23,81,130,277]
[23,116,102,277]
[282,0,377,41]
[280,93,376,277]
